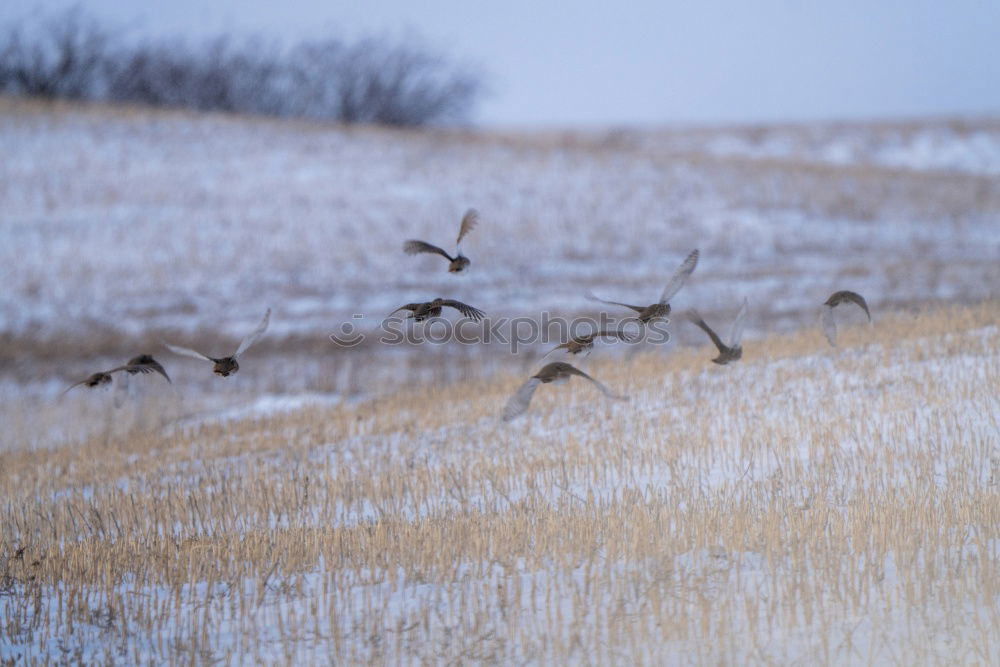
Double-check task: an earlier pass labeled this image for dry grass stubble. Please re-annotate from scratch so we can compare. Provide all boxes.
[1,301,999,663]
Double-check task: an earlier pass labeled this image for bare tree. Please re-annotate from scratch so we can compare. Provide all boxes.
[0,6,109,99]
[328,36,483,126]
[105,37,286,114]
[285,39,345,119]
[1,7,486,127]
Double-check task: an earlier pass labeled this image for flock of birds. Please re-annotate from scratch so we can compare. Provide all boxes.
[64,209,873,422]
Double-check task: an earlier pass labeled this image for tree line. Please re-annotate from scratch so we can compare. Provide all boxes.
[0,7,485,127]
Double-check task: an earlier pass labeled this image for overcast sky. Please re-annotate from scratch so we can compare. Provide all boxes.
[4,0,999,127]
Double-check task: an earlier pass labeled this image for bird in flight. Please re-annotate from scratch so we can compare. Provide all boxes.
[164,308,270,376]
[403,208,479,273]
[820,290,871,346]
[587,249,699,323]
[388,298,485,322]
[542,329,635,358]
[63,363,163,395]
[685,298,748,365]
[502,361,627,421]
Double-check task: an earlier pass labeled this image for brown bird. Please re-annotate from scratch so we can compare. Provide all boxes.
[542,329,635,358]
[388,298,485,322]
[502,361,628,421]
[63,364,159,395]
[821,290,871,346]
[164,308,270,377]
[586,249,699,323]
[685,298,748,365]
[403,208,479,273]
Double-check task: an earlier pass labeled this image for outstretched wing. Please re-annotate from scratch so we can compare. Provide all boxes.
[61,377,95,395]
[388,303,421,318]
[439,299,485,322]
[164,342,213,362]
[127,355,171,381]
[234,308,271,358]
[456,209,479,245]
[540,344,567,360]
[106,364,155,376]
[502,378,541,421]
[404,240,453,261]
[143,359,171,383]
[659,249,700,304]
[585,291,646,314]
[820,306,837,346]
[562,364,628,401]
[728,299,749,347]
[586,329,635,344]
[685,310,727,354]
[840,291,871,321]
[825,290,872,321]
[387,303,423,319]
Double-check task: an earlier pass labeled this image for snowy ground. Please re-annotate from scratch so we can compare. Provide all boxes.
[694,118,1000,175]
[2,304,998,663]
[1,99,999,663]
[1,100,998,398]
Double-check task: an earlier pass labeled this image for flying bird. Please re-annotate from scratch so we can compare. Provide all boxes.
[586,249,699,323]
[403,208,479,273]
[502,361,627,421]
[542,329,635,358]
[388,298,485,322]
[821,290,871,346]
[63,363,160,395]
[164,308,271,377]
[685,298,748,365]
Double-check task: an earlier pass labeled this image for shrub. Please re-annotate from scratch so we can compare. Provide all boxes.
[0,7,485,127]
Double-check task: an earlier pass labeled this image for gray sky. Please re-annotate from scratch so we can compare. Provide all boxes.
[4,0,1000,127]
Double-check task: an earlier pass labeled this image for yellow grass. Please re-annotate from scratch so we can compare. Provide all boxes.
[2,300,999,663]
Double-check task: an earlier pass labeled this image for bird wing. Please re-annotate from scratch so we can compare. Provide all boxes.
[234,308,271,358]
[387,303,422,318]
[164,342,214,362]
[584,291,646,314]
[106,364,153,375]
[404,240,453,261]
[440,300,485,321]
[562,365,628,401]
[821,306,837,346]
[61,370,128,395]
[685,310,727,353]
[659,248,700,304]
[145,359,171,383]
[127,356,172,382]
[540,344,567,360]
[456,209,479,245]
[840,291,871,321]
[502,378,541,421]
[588,329,635,343]
[61,378,93,395]
[728,298,749,347]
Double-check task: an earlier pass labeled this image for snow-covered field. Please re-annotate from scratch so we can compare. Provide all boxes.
[2,304,999,663]
[1,100,998,367]
[652,117,1000,174]
[1,98,999,663]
